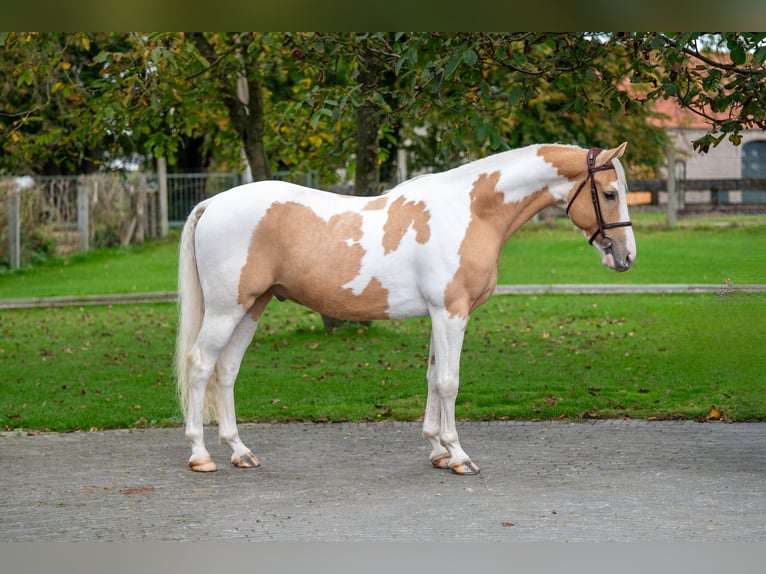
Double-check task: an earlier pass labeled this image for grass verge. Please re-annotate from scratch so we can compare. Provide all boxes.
[1,218,765,299]
[2,291,764,431]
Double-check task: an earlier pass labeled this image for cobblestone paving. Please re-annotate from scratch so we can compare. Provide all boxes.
[2,420,764,541]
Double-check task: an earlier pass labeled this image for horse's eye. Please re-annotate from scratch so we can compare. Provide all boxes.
[603,191,617,201]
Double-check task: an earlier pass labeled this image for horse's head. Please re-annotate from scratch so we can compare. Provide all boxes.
[565,143,636,273]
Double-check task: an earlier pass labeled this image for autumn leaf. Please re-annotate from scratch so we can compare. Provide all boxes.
[121,486,156,495]
[705,406,725,421]
[545,395,562,407]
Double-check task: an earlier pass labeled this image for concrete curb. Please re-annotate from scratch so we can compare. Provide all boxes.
[494,283,766,295]
[2,284,764,310]
[0,291,178,310]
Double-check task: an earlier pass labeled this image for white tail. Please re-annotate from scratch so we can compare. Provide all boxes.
[175,200,218,423]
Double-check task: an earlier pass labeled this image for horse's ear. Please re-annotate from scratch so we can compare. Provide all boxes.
[595,142,628,168]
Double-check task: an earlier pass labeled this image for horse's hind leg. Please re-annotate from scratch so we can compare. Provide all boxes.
[423,331,450,468]
[185,310,246,472]
[215,310,262,468]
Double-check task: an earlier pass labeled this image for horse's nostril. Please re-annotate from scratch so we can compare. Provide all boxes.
[626,252,633,266]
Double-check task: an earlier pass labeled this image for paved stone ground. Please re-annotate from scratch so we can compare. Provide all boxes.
[1,420,765,542]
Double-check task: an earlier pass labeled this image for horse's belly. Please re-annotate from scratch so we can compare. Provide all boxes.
[271,274,429,321]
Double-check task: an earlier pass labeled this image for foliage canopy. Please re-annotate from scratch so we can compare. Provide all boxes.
[2,32,765,182]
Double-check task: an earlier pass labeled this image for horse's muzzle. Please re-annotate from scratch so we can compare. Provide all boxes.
[602,243,633,272]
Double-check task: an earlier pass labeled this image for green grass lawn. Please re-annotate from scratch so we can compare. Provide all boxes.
[1,214,765,431]
[0,232,181,299]
[2,291,764,431]
[1,216,764,300]
[500,217,766,285]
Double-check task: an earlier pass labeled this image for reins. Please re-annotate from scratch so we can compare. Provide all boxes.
[566,148,633,246]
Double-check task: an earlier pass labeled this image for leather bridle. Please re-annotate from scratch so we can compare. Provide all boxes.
[566,148,633,246]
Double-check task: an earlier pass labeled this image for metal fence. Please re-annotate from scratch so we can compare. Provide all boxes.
[162,172,241,226]
[3,169,322,268]
[2,173,158,268]
[163,170,319,226]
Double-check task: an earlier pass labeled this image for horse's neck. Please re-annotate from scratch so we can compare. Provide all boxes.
[498,183,558,241]
[464,163,559,246]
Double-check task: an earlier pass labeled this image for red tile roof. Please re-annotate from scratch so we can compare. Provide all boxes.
[648,97,715,130]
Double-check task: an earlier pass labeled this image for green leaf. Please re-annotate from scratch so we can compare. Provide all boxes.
[476,123,490,140]
[479,79,490,99]
[310,111,322,130]
[16,69,34,87]
[650,36,666,50]
[729,42,746,66]
[663,82,677,97]
[462,48,478,67]
[445,51,462,79]
[395,55,406,75]
[508,86,526,106]
[489,131,506,150]
[408,47,418,65]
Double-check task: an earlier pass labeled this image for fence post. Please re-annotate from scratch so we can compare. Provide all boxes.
[157,156,169,237]
[8,188,20,269]
[77,182,90,252]
[135,179,146,244]
[396,148,408,184]
[666,143,678,229]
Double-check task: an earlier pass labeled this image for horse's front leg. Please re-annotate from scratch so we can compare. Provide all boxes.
[422,311,479,475]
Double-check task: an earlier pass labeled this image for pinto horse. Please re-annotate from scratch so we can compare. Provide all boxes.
[176,143,636,474]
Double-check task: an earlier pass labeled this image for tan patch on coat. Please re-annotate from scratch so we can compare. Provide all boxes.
[537,145,584,182]
[237,202,390,320]
[444,172,553,319]
[382,196,431,255]
[363,196,388,211]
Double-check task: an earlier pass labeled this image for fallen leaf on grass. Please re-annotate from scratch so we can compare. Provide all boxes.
[545,395,561,407]
[705,406,728,421]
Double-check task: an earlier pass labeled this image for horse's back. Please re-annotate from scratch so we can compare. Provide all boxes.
[190,179,456,320]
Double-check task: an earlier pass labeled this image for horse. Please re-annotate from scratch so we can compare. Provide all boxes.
[175,143,636,475]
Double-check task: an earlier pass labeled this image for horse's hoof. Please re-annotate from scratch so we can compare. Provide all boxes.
[189,456,217,472]
[232,452,261,469]
[450,460,480,475]
[430,454,451,469]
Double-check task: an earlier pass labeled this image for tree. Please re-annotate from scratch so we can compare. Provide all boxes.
[185,33,271,180]
[0,33,128,174]
[3,32,765,182]
[616,33,766,152]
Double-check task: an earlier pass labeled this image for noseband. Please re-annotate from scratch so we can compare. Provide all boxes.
[566,148,632,245]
